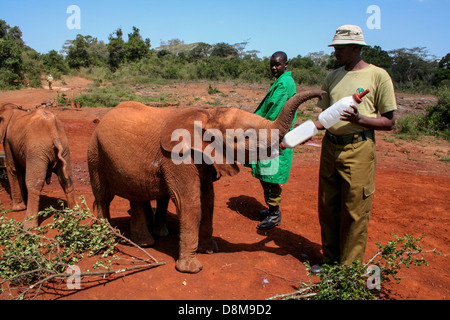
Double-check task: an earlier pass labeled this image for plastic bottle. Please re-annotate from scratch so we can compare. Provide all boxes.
[281,89,370,148]
[281,120,318,148]
[318,89,370,129]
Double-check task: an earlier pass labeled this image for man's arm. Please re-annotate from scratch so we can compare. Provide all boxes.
[341,105,396,131]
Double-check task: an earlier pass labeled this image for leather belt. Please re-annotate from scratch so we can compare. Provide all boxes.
[325,130,374,145]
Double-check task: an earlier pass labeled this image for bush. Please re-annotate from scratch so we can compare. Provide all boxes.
[74,86,156,107]
[423,89,450,133]
[270,234,438,300]
[395,89,450,141]
[394,113,423,138]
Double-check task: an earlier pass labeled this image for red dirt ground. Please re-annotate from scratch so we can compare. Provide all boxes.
[0,77,448,300]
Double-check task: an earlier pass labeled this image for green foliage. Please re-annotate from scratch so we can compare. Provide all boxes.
[74,86,157,108]
[395,89,450,141]
[41,50,69,77]
[0,20,24,89]
[271,234,438,300]
[362,45,392,70]
[0,199,121,297]
[423,89,450,133]
[394,114,423,138]
[207,84,221,94]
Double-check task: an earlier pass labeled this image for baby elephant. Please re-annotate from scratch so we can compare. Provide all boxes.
[0,103,76,228]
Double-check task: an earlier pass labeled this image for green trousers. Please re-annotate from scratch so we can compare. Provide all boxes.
[260,180,282,207]
[318,133,377,265]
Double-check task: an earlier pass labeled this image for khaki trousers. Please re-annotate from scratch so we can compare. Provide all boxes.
[318,133,376,265]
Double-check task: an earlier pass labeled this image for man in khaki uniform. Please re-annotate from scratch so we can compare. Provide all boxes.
[312,25,397,273]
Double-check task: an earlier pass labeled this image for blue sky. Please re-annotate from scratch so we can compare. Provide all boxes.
[1,0,449,60]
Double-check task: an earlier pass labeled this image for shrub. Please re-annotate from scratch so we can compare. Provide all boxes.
[270,234,438,300]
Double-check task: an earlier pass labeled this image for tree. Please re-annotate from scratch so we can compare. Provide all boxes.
[0,20,24,88]
[125,26,150,62]
[434,53,450,87]
[189,42,212,61]
[362,45,392,70]
[211,42,238,58]
[289,54,314,69]
[389,47,438,87]
[107,28,126,71]
[66,34,91,69]
[42,50,68,73]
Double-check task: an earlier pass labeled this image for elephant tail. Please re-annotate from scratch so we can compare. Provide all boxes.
[54,137,70,181]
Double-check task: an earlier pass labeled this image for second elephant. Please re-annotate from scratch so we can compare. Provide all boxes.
[0,103,76,228]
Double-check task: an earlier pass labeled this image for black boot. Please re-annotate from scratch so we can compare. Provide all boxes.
[257,206,281,230]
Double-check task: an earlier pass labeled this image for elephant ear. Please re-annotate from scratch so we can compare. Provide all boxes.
[160,108,211,153]
[160,107,240,178]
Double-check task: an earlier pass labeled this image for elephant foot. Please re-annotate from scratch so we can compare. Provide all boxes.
[175,256,203,274]
[152,223,169,237]
[131,230,155,247]
[198,238,218,254]
[23,218,38,229]
[11,201,26,211]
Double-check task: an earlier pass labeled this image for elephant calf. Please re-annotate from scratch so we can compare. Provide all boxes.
[0,103,76,228]
[87,90,324,273]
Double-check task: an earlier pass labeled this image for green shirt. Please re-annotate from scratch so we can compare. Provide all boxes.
[249,71,297,184]
[317,64,397,135]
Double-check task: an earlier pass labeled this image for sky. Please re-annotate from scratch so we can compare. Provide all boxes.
[0,0,449,60]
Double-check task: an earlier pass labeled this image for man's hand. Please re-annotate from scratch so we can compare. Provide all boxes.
[341,105,360,124]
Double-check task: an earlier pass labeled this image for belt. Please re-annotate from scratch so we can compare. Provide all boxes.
[325,130,374,145]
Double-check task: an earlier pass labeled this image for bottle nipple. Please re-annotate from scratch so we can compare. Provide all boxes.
[352,89,370,103]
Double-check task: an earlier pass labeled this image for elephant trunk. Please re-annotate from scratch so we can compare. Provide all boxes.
[272,89,325,138]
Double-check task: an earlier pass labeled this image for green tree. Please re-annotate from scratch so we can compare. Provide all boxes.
[434,53,450,87]
[0,20,24,88]
[389,47,438,88]
[42,50,68,74]
[66,34,91,68]
[362,45,392,70]
[107,28,126,71]
[189,42,212,61]
[211,42,239,58]
[289,54,314,69]
[125,26,151,62]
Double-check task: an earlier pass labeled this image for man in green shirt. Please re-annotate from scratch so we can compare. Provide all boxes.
[248,51,297,230]
[312,25,397,273]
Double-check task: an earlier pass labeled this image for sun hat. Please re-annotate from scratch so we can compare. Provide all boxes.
[329,25,368,46]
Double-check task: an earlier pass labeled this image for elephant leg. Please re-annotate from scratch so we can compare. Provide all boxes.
[4,145,26,211]
[23,162,47,228]
[129,201,155,247]
[152,196,169,237]
[173,190,203,273]
[89,169,113,221]
[198,178,218,254]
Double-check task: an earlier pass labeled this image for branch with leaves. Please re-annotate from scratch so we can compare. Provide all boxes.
[268,234,441,300]
[0,197,165,300]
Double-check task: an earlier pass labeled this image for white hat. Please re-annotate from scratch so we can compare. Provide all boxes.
[329,25,368,46]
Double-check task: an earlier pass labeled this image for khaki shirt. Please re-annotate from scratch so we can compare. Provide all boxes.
[317,64,397,135]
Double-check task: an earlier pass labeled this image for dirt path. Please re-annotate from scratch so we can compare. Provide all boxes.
[0,78,448,300]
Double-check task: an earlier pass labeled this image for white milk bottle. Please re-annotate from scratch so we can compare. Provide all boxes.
[281,89,370,148]
[281,120,318,148]
[318,89,370,128]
